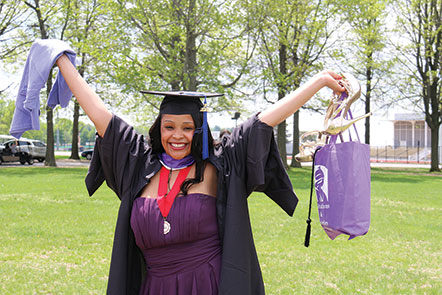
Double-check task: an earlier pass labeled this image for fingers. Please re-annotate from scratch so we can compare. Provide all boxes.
[334,79,346,93]
[326,70,343,80]
[320,70,345,93]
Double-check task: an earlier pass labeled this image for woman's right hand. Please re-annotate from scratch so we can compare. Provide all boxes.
[258,70,345,127]
[314,70,346,95]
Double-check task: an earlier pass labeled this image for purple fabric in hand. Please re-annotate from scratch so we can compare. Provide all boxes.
[10,39,76,138]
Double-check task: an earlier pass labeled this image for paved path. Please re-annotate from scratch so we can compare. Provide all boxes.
[0,159,90,168]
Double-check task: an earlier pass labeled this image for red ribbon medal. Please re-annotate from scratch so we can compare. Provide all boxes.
[157,166,192,234]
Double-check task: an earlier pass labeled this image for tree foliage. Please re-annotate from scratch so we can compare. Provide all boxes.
[88,0,254,124]
[0,0,31,61]
[0,98,15,133]
[252,0,337,167]
[60,0,108,159]
[338,0,392,144]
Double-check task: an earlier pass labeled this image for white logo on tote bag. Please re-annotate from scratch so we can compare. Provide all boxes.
[314,165,328,203]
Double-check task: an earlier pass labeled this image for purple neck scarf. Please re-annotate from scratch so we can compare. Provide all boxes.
[159,153,195,170]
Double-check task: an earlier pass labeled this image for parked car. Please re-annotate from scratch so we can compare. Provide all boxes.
[81,149,94,160]
[0,135,15,145]
[0,138,46,165]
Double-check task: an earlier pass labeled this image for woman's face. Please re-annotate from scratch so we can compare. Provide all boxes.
[161,114,195,159]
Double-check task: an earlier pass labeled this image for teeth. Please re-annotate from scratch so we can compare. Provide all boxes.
[171,143,185,148]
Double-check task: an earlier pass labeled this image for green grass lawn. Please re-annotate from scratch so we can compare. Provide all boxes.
[0,167,441,294]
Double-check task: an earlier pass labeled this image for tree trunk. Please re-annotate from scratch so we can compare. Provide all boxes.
[44,69,56,166]
[185,32,197,91]
[277,121,288,169]
[180,0,197,91]
[365,65,373,145]
[290,111,302,168]
[45,106,56,166]
[45,106,57,167]
[276,43,288,169]
[429,124,440,172]
[70,100,80,159]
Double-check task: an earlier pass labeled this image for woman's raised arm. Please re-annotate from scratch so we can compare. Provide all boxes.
[56,54,112,137]
[258,70,345,127]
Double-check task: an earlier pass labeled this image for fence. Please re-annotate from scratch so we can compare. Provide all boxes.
[370,145,442,164]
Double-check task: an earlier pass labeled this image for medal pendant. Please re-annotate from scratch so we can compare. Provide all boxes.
[163,219,171,235]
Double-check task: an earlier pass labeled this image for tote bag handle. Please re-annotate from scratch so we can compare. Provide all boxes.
[328,109,361,145]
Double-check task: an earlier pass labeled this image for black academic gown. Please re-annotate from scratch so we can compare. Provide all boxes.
[85,114,298,295]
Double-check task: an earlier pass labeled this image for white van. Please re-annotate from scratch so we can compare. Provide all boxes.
[0,138,46,165]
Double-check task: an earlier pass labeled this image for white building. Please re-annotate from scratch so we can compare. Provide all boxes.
[391,113,442,162]
[392,113,433,148]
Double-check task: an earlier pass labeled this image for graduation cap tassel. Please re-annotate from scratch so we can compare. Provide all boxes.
[304,219,312,247]
[202,96,209,160]
[304,148,320,248]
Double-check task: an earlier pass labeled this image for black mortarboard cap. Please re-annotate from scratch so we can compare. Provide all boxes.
[141,90,224,159]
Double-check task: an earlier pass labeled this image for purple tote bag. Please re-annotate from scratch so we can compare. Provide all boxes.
[314,135,371,240]
[304,110,371,246]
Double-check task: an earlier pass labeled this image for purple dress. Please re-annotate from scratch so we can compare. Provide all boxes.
[130,193,221,295]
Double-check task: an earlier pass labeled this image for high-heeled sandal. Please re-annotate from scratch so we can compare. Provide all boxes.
[322,73,371,135]
[323,112,372,135]
[295,131,326,162]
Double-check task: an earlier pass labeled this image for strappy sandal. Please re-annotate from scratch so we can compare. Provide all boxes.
[295,131,326,162]
[322,73,371,135]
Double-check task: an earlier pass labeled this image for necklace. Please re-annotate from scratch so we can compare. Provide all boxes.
[157,165,192,235]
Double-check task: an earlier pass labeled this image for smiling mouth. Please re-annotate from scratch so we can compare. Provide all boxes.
[170,143,186,149]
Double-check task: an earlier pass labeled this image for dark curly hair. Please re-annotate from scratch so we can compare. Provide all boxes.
[148,112,214,195]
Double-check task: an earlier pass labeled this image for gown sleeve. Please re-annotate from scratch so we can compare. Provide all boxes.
[85,114,146,199]
[224,114,298,215]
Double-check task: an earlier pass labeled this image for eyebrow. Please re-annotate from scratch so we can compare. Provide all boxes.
[162,120,194,125]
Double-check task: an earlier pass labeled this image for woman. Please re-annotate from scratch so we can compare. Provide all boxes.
[56,54,344,295]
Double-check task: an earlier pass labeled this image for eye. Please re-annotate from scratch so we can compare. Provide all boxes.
[184,127,194,131]
[164,126,174,130]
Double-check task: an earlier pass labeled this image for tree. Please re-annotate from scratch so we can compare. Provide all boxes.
[21,0,101,163]
[92,0,254,124]
[62,0,107,159]
[253,0,337,168]
[396,0,442,172]
[79,122,96,146]
[339,0,392,145]
[24,0,65,166]
[55,117,73,147]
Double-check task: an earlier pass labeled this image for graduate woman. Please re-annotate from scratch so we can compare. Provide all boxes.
[55,54,344,295]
